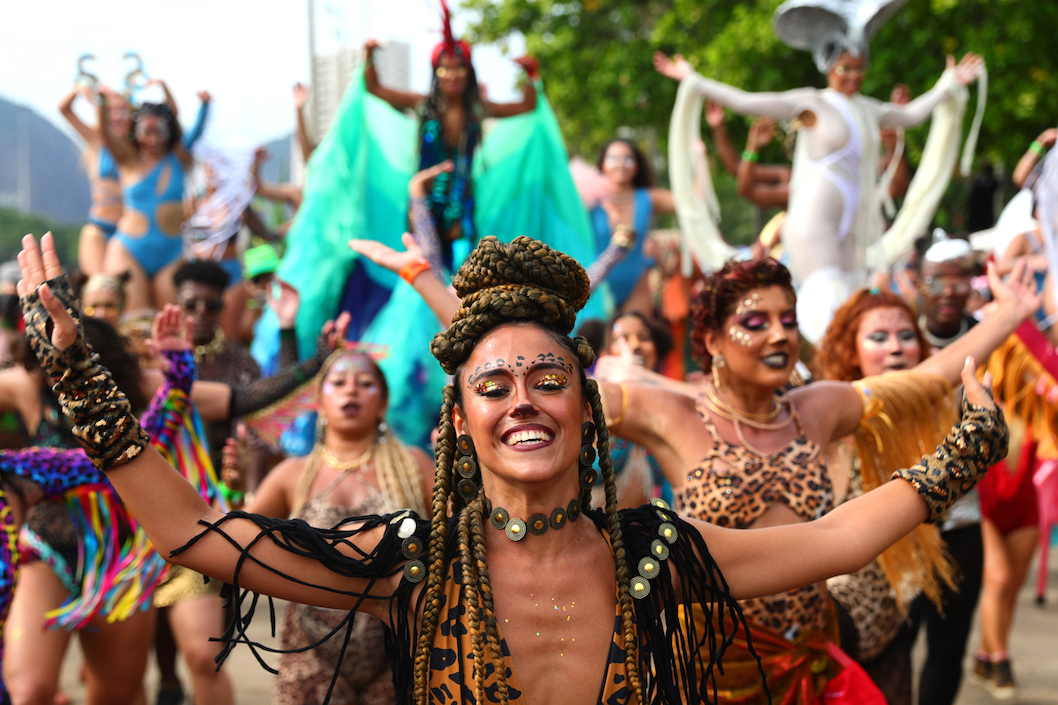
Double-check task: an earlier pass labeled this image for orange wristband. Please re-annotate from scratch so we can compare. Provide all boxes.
[399,258,431,285]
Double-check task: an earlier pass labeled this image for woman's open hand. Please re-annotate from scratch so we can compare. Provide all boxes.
[653,52,694,82]
[987,258,1041,322]
[962,356,995,411]
[349,233,425,275]
[949,52,983,86]
[148,304,192,354]
[15,233,77,351]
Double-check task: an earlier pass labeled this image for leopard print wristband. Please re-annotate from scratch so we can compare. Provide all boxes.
[891,397,1008,523]
[21,275,150,471]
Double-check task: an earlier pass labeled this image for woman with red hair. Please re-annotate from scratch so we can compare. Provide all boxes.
[596,257,1039,703]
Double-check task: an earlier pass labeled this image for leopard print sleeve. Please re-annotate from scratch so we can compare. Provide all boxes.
[891,396,1007,523]
[20,275,150,472]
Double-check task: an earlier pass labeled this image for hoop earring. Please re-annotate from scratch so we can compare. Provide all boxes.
[711,354,727,391]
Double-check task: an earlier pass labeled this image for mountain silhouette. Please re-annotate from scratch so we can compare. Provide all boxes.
[0,95,92,225]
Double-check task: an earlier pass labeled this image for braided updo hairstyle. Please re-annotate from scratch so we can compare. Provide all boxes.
[413,235,642,704]
[691,257,794,367]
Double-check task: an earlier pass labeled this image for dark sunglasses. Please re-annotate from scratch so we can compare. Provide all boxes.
[181,298,224,314]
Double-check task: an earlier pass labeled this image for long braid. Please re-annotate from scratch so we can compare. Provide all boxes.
[290,445,324,517]
[412,385,457,704]
[374,429,429,517]
[457,503,490,704]
[469,489,508,702]
[589,379,643,703]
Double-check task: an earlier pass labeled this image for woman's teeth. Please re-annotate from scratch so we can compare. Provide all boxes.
[761,353,789,368]
[504,430,554,446]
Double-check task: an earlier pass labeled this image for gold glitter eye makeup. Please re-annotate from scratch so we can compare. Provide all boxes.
[473,380,505,396]
[536,372,568,389]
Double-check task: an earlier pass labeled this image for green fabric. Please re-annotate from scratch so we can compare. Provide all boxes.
[253,68,611,447]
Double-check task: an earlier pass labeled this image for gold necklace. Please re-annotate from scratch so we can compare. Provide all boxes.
[700,384,794,456]
[193,328,226,363]
[703,383,786,426]
[321,445,373,472]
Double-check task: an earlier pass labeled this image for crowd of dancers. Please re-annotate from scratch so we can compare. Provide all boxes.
[0,1,1056,704]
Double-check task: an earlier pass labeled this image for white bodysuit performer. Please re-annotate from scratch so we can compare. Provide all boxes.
[655,0,982,342]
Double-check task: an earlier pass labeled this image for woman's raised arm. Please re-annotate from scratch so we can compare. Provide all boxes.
[653,51,817,121]
[702,358,1005,600]
[15,233,403,620]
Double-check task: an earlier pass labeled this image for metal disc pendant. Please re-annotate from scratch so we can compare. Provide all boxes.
[527,514,549,536]
[456,479,478,501]
[549,507,567,530]
[650,498,670,510]
[456,434,475,456]
[403,559,426,583]
[490,506,510,530]
[650,538,670,561]
[638,557,660,580]
[658,522,678,545]
[456,455,478,478]
[401,536,424,560]
[630,575,651,599]
[505,518,527,541]
[580,468,597,489]
[581,422,596,444]
[456,456,476,477]
[567,499,581,522]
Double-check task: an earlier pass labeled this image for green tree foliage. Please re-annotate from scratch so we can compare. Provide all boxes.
[466,0,1058,238]
[0,208,79,267]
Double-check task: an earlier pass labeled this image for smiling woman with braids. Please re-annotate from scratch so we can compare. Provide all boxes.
[15,232,1009,705]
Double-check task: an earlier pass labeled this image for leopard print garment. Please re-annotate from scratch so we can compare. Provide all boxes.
[674,398,834,639]
[274,473,396,705]
[827,462,904,662]
[427,556,630,704]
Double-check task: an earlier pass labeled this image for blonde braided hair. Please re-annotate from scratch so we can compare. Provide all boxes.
[292,351,427,518]
[412,236,642,704]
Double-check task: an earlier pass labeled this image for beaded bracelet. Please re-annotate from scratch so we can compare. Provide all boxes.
[398,258,431,285]
[741,150,759,163]
[218,481,245,505]
[1030,140,1046,156]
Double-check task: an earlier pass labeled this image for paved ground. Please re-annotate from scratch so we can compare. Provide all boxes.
[60,551,1058,704]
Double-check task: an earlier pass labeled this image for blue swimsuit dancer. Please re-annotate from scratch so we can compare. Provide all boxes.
[113,101,208,278]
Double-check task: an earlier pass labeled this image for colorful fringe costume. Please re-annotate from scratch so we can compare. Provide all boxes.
[0,350,223,636]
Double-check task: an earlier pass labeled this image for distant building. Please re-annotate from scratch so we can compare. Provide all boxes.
[292,41,410,184]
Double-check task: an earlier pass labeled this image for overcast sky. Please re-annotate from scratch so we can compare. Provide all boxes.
[1,0,524,147]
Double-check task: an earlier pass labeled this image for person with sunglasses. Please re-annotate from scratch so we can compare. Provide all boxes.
[917,233,980,351]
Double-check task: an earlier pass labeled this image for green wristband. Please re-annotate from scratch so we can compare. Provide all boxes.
[1030,140,1046,156]
[741,150,759,163]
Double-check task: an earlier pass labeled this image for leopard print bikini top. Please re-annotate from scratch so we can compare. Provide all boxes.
[674,395,835,639]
